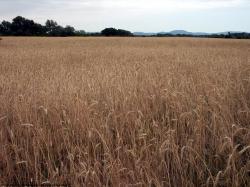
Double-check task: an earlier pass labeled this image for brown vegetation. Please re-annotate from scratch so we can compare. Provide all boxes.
[0,37,249,186]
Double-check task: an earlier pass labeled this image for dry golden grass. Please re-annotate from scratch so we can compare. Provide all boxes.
[0,37,249,186]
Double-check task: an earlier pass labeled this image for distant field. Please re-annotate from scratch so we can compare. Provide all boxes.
[0,37,249,186]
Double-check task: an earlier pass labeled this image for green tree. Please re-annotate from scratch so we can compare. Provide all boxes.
[64,25,75,36]
[101,28,133,36]
[0,21,12,35]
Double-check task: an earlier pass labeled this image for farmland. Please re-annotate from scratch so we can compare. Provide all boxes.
[0,37,250,186]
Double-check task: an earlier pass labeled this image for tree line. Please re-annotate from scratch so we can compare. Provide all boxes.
[156,32,250,39]
[1,16,249,39]
[0,16,133,37]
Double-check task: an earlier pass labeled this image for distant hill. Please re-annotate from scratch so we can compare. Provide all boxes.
[134,30,207,36]
[134,30,249,36]
[168,30,209,36]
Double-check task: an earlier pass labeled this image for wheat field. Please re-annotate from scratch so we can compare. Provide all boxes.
[0,37,249,186]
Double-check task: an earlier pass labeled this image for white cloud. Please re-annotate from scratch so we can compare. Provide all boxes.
[1,0,249,11]
[0,0,249,32]
[64,0,249,10]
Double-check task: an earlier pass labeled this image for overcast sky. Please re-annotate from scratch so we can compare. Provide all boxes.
[0,0,249,32]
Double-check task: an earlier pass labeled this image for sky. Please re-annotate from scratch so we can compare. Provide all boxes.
[0,0,250,32]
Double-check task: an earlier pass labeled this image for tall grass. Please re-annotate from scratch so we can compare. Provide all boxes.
[0,37,249,186]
